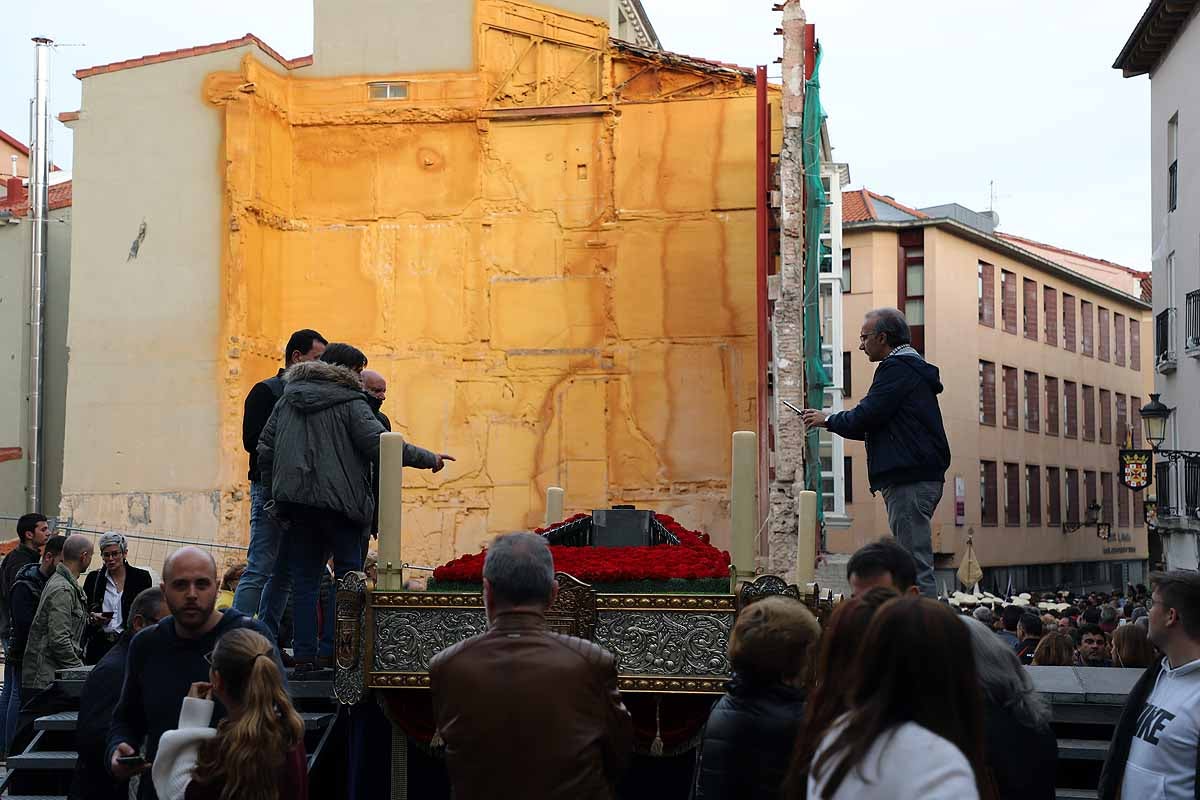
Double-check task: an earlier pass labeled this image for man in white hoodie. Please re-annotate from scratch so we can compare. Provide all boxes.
[1099,570,1200,800]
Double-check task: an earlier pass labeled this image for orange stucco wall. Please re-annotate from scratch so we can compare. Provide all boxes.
[206,0,775,565]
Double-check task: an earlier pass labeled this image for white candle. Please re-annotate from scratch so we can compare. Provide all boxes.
[545,486,565,526]
[730,431,758,581]
[378,432,405,590]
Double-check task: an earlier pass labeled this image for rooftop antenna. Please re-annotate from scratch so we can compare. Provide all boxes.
[989,180,996,213]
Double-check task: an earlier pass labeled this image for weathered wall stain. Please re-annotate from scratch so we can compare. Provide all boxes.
[205,0,776,566]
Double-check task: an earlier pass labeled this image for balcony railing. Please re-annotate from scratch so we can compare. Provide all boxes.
[1187,291,1200,352]
[1157,308,1177,371]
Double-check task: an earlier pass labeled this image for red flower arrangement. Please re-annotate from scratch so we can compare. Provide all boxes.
[432,513,731,584]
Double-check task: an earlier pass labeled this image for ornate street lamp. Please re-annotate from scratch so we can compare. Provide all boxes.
[1140,394,1172,452]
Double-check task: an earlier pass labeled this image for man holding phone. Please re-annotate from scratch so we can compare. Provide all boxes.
[798,308,950,598]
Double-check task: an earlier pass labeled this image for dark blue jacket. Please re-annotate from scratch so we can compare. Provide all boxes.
[825,349,951,492]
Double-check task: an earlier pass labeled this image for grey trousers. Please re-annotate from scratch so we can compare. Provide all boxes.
[881,480,943,598]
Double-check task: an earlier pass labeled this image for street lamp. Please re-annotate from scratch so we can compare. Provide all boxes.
[1140,394,1172,452]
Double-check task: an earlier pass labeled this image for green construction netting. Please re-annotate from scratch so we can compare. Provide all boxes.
[802,45,830,526]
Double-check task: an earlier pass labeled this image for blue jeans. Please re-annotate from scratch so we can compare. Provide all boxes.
[282,508,365,661]
[0,645,21,755]
[233,482,285,616]
[881,480,943,598]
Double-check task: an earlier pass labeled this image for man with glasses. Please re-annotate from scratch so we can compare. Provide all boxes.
[72,587,168,800]
[82,532,153,664]
[800,308,950,598]
[108,547,283,800]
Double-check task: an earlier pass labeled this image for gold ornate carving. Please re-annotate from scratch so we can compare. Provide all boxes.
[617,676,727,694]
[595,594,736,611]
[370,672,432,689]
[371,592,484,608]
[546,572,597,639]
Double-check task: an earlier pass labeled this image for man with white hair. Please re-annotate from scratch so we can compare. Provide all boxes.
[82,532,153,664]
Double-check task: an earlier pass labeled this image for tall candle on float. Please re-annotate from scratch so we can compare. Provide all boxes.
[377,432,406,591]
[730,431,758,581]
[796,490,817,586]
[545,486,565,526]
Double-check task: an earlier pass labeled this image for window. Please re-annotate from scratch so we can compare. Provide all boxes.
[1082,384,1096,441]
[978,261,995,327]
[368,81,411,100]
[1098,307,1111,361]
[1063,293,1077,353]
[842,352,852,397]
[1023,278,1038,340]
[1118,483,1130,527]
[1132,395,1143,448]
[1024,371,1039,432]
[979,361,996,426]
[1081,300,1094,356]
[1101,472,1114,524]
[1100,389,1112,444]
[1115,312,1126,366]
[1188,460,1200,518]
[1003,366,1019,429]
[1189,290,1200,350]
[841,249,852,293]
[1027,465,1042,526]
[1047,466,1062,526]
[1116,393,1128,447]
[900,232,926,351]
[1066,469,1080,524]
[1045,376,1059,435]
[1131,317,1141,371]
[981,461,998,526]
[1004,463,1021,526]
[1085,470,1098,514]
[1064,380,1078,438]
[1044,286,1058,346]
[844,457,854,504]
[1157,462,1172,512]
[1001,270,1017,334]
[1169,112,1179,213]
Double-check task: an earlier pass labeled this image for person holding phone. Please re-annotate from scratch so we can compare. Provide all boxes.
[151,628,307,800]
[83,532,154,664]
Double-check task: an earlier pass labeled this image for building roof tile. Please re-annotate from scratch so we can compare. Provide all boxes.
[842,188,928,222]
[75,33,312,80]
[0,180,72,216]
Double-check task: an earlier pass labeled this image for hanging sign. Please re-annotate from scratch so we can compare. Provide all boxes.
[1119,450,1153,491]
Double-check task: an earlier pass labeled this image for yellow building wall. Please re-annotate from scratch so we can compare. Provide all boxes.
[205,0,770,566]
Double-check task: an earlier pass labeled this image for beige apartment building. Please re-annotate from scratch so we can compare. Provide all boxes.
[826,190,1154,593]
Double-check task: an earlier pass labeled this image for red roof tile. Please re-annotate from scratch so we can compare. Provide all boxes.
[58,111,80,124]
[75,34,312,80]
[996,232,1148,279]
[0,180,72,216]
[842,188,928,222]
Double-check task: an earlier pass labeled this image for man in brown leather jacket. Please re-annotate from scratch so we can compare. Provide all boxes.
[431,533,633,799]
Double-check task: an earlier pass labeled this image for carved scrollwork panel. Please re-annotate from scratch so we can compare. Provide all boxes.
[546,572,597,639]
[737,574,801,611]
[334,571,368,705]
[595,610,733,678]
[371,608,488,674]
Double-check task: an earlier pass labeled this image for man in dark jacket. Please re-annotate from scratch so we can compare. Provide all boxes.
[431,533,632,799]
[232,328,326,617]
[71,587,167,800]
[1099,570,1200,800]
[3,535,64,754]
[801,309,950,597]
[0,513,51,755]
[1016,613,1043,665]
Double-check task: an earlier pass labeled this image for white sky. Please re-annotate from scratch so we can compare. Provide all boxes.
[2,0,1152,268]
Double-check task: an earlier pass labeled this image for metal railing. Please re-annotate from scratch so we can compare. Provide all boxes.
[1186,291,1200,350]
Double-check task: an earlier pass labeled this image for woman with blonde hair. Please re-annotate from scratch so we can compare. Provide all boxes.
[152,628,307,800]
[1110,622,1156,669]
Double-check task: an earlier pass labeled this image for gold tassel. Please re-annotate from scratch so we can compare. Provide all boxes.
[430,730,444,749]
[650,697,664,756]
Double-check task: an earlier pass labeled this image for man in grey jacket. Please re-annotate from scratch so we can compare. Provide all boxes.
[258,344,449,669]
[22,535,93,691]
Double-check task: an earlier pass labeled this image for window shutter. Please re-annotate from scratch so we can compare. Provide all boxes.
[1047,467,1061,525]
[1002,270,1017,334]
[1130,318,1141,370]
[1027,465,1042,526]
[1024,278,1038,339]
[979,361,996,425]
[1003,367,1018,429]
[982,461,998,526]
[1118,484,1130,527]
[1099,308,1111,361]
[1101,473,1114,523]
[1114,313,1126,366]
[1005,463,1021,526]
[1083,385,1095,441]
[1116,393,1127,446]
[1100,389,1112,443]
[1045,377,1059,435]
[1044,287,1058,345]
[1025,372,1040,432]
[1066,469,1080,523]
[978,262,995,327]
[1063,294,1077,353]
[1132,396,1142,448]
[1082,301,1094,356]
[1085,471,1097,510]
[1064,381,1078,438]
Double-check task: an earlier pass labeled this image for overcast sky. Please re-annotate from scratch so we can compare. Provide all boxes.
[3,0,1151,268]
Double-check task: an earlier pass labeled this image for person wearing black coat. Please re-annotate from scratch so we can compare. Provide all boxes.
[81,533,153,665]
[692,597,820,800]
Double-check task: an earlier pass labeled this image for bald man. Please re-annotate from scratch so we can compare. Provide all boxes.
[108,547,284,799]
[22,534,91,692]
[361,369,391,431]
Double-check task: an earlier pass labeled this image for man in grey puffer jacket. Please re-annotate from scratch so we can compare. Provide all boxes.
[257,349,443,668]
